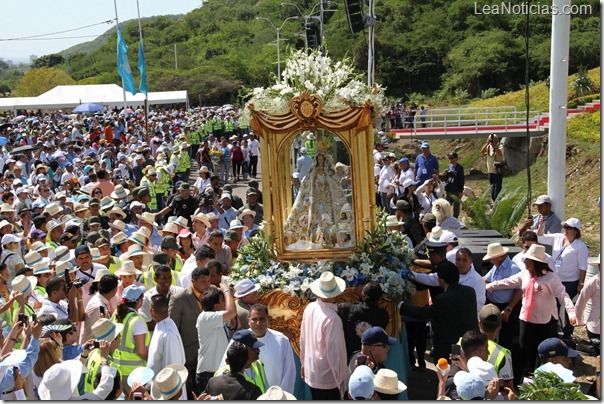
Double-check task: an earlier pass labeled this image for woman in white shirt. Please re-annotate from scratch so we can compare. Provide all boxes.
[414,176,444,218]
[537,217,588,337]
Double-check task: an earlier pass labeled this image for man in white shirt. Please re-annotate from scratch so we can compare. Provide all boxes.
[148,294,187,400]
[219,304,296,393]
[178,245,215,290]
[296,147,313,181]
[80,274,118,344]
[217,193,237,231]
[139,264,184,327]
[412,247,486,315]
[38,276,83,323]
[512,230,555,271]
[377,155,395,214]
[247,134,260,178]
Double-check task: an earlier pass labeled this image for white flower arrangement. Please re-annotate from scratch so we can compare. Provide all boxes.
[228,213,415,302]
[245,48,388,116]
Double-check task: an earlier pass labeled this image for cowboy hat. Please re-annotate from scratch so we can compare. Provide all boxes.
[55,260,77,278]
[385,215,404,228]
[524,244,549,264]
[46,219,63,233]
[191,213,211,228]
[53,246,75,263]
[173,216,188,228]
[109,220,126,232]
[151,364,189,400]
[233,279,261,298]
[38,360,89,400]
[24,250,43,266]
[92,268,111,283]
[110,184,130,199]
[125,243,146,258]
[229,219,245,230]
[99,196,115,211]
[91,318,124,343]
[111,232,128,245]
[115,260,142,276]
[11,275,37,296]
[136,212,158,227]
[199,166,210,174]
[138,226,151,239]
[310,272,346,299]
[238,208,256,221]
[257,386,297,400]
[32,258,52,276]
[160,223,179,236]
[373,368,407,395]
[31,241,50,253]
[427,226,443,243]
[128,232,147,247]
[482,243,509,261]
[44,203,62,217]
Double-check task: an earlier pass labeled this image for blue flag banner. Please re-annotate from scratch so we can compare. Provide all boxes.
[138,40,147,95]
[117,27,136,95]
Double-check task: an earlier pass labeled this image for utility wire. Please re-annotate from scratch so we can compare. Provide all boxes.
[0,19,115,41]
[6,35,104,41]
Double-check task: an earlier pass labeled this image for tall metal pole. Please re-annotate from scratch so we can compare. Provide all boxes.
[174,43,178,70]
[136,0,148,143]
[113,0,127,110]
[547,0,571,220]
[276,28,282,78]
[367,0,375,85]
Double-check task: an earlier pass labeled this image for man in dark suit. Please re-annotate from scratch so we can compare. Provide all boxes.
[399,241,478,362]
[169,266,212,397]
[206,341,262,400]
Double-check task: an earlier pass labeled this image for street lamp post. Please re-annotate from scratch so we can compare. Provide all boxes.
[256,16,299,78]
[282,1,337,52]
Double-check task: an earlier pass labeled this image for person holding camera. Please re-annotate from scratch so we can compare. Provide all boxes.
[38,276,84,323]
[481,134,504,201]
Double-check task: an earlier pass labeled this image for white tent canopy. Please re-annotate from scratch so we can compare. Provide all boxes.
[0,84,188,111]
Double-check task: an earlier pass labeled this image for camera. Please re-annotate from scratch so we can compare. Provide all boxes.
[17,314,28,326]
[66,278,90,291]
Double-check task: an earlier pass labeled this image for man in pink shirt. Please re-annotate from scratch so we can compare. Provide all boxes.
[300,272,349,400]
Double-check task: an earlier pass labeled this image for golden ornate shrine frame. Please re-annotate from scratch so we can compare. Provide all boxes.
[249,92,377,262]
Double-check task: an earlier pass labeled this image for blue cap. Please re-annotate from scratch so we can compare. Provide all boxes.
[87,151,97,157]
[537,337,579,359]
[83,165,94,173]
[421,142,430,148]
[348,365,375,400]
[361,326,397,346]
[122,285,146,302]
[398,157,409,164]
[65,162,73,168]
[454,372,485,400]
[232,329,264,349]
[74,245,90,257]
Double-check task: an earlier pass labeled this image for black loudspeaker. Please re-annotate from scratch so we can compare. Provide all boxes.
[305,22,321,48]
[344,0,365,34]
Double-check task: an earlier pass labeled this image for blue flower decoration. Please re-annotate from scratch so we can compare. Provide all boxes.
[386,254,393,262]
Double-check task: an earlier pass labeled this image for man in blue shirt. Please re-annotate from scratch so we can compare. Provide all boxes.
[414,142,439,184]
[482,243,522,370]
[0,320,42,399]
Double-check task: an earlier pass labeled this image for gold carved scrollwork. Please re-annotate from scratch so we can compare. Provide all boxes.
[259,289,401,357]
[290,92,323,128]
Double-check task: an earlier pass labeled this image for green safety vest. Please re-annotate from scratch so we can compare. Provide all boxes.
[113,310,150,376]
[140,175,157,211]
[225,120,234,132]
[189,131,201,145]
[34,285,46,298]
[213,118,223,130]
[238,117,249,129]
[105,256,122,274]
[84,349,118,393]
[154,166,171,195]
[214,360,267,393]
[305,140,316,157]
[140,265,178,290]
[204,121,213,134]
[177,153,188,173]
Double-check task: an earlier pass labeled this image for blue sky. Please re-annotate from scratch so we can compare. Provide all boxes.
[0,0,201,62]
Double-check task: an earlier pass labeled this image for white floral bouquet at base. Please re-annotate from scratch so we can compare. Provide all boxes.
[229,212,415,302]
[245,48,388,116]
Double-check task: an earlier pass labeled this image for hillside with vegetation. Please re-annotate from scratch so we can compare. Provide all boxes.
[1,0,600,104]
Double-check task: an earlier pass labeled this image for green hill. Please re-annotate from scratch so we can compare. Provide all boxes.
[4,0,599,105]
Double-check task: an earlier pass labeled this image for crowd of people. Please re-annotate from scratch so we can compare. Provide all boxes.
[0,105,598,400]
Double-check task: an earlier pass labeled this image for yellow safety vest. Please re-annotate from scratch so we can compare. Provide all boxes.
[140,175,157,211]
[177,153,187,173]
[155,166,171,195]
[113,310,150,376]
[305,140,316,157]
[225,120,234,132]
[213,118,223,131]
[105,256,122,274]
[189,131,201,145]
[84,349,118,393]
[214,360,267,393]
[487,339,510,375]
[140,265,178,290]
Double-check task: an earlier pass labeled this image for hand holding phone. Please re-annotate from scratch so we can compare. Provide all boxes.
[450,344,461,360]
[357,354,367,366]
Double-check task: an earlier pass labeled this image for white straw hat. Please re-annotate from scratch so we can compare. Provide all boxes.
[115,260,142,276]
[482,243,509,260]
[91,318,124,343]
[38,360,89,400]
[524,244,549,264]
[309,272,346,299]
[373,368,407,395]
[257,386,297,400]
[137,212,158,227]
[151,364,189,400]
